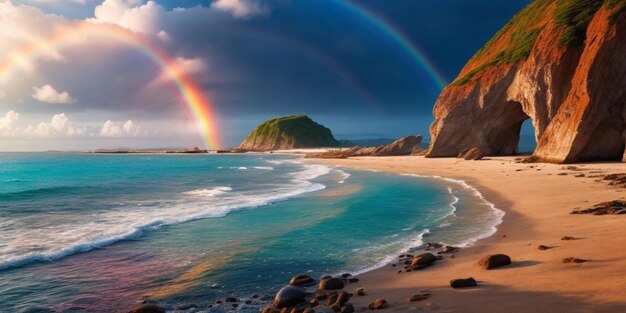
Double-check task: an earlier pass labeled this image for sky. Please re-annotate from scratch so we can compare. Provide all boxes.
[0,0,531,151]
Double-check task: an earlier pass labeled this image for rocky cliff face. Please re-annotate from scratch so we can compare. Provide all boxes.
[238,115,340,151]
[305,135,422,158]
[427,0,626,163]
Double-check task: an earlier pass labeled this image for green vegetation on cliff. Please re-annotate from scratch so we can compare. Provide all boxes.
[452,0,620,86]
[555,0,603,46]
[238,115,340,150]
[605,0,626,23]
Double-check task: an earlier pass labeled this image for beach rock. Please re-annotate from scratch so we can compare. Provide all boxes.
[407,292,430,302]
[334,291,349,307]
[290,274,315,286]
[303,308,315,313]
[341,303,355,313]
[319,277,345,290]
[274,285,307,309]
[479,254,512,269]
[563,257,587,264]
[314,290,327,301]
[127,304,166,313]
[367,298,387,310]
[411,252,437,269]
[347,277,359,283]
[262,308,280,313]
[356,287,365,296]
[450,277,478,288]
[310,298,319,307]
[571,200,626,215]
[537,245,550,250]
[341,273,352,278]
[427,242,443,249]
[561,236,576,241]
[306,135,422,158]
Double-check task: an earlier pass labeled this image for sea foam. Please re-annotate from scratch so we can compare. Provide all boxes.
[0,161,330,271]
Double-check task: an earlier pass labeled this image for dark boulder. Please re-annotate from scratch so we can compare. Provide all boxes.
[478,254,511,269]
[274,285,307,309]
[450,277,478,288]
[319,277,345,290]
[411,252,437,269]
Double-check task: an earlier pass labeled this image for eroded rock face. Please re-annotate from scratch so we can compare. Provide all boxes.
[427,2,626,163]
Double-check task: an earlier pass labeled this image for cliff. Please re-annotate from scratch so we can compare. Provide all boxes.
[238,115,340,151]
[427,0,626,163]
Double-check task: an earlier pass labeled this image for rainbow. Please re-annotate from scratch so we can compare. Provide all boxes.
[0,22,220,150]
[330,0,448,89]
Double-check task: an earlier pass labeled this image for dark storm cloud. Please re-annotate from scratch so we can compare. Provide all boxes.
[159,0,530,118]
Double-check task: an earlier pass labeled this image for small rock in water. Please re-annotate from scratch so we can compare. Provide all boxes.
[225,296,237,303]
[341,273,352,278]
[367,298,387,310]
[289,274,315,287]
[450,277,478,288]
[478,254,511,269]
[563,257,587,264]
[427,242,443,249]
[319,277,345,290]
[126,304,166,313]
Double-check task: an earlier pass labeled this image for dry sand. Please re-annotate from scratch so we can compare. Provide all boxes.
[312,155,626,313]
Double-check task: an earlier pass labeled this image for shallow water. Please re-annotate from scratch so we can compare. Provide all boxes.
[0,153,501,312]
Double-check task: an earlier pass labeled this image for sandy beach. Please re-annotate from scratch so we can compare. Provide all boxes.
[313,155,626,313]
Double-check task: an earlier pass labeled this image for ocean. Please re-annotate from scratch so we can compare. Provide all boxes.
[0,153,503,312]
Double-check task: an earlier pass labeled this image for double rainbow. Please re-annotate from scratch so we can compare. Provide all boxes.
[0,22,220,150]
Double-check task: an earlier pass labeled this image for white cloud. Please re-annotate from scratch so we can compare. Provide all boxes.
[28,113,85,138]
[0,110,20,136]
[90,0,165,34]
[32,84,76,104]
[211,0,268,18]
[0,2,69,75]
[156,30,171,42]
[100,119,140,137]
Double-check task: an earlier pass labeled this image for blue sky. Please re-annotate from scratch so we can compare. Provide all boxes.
[0,0,530,150]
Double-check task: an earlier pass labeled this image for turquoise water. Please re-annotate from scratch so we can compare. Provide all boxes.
[0,153,502,312]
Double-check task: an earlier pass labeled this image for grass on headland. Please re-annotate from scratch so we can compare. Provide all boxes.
[451,0,621,86]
